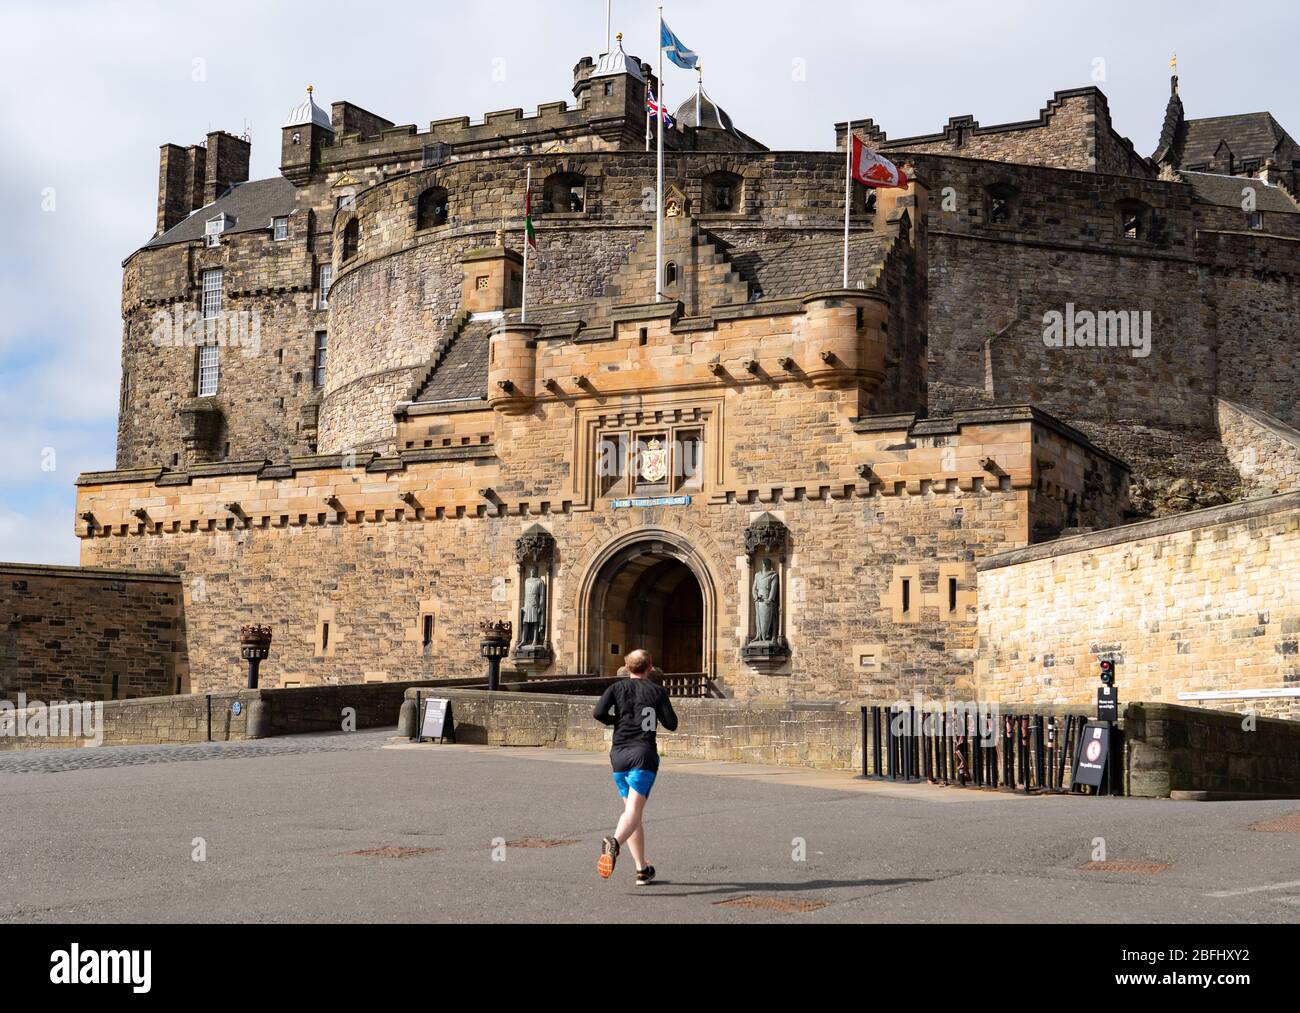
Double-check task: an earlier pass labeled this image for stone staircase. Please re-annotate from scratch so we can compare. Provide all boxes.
[405,309,473,403]
[600,217,752,318]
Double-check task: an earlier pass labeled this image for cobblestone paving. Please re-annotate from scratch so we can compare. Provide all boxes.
[0,730,393,776]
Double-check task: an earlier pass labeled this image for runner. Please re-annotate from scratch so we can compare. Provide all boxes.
[593,650,679,885]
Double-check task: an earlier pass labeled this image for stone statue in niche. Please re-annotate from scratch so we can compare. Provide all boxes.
[751,559,780,645]
[742,514,791,664]
[513,526,556,666]
[521,567,547,647]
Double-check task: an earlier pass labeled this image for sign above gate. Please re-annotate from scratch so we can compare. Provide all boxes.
[611,496,692,510]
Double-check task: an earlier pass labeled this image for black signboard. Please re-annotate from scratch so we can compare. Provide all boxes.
[418,699,456,744]
[1097,685,1119,724]
[1070,721,1111,792]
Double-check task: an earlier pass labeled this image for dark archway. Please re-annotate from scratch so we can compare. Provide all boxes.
[580,535,714,679]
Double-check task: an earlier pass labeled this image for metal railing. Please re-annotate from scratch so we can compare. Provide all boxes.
[860,706,1107,793]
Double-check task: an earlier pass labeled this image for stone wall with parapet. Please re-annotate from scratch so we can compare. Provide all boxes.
[0,564,187,703]
[75,408,1120,700]
[976,493,1300,719]
[1216,399,1300,500]
[844,89,1152,177]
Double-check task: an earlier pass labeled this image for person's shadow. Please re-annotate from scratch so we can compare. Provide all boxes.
[639,877,928,898]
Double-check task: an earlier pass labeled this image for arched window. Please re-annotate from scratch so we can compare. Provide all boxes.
[544,172,586,214]
[416,187,450,230]
[665,262,679,287]
[341,218,359,261]
[703,171,743,213]
[986,183,1018,227]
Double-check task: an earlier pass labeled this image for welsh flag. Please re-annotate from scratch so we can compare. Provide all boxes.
[851,136,909,189]
[524,191,537,248]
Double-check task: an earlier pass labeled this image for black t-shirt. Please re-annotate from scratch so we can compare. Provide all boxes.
[593,678,680,773]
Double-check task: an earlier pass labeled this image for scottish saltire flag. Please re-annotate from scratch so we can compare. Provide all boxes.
[661,18,698,70]
[647,89,675,129]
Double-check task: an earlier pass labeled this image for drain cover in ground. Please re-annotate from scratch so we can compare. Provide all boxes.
[1079,861,1172,875]
[1248,814,1300,833]
[342,847,440,859]
[715,896,831,913]
[501,838,579,849]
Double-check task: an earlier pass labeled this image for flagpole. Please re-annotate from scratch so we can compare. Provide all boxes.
[843,120,852,289]
[655,6,665,303]
[696,67,702,130]
[606,0,612,53]
[522,164,532,323]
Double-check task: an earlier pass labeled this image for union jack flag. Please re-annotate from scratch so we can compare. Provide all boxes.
[646,89,675,129]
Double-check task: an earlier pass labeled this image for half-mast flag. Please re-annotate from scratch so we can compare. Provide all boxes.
[647,88,675,129]
[851,136,909,189]
[661,18,698,70]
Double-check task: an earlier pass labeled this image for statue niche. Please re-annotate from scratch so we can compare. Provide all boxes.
[742,515,791,666]
[513,527,556,668]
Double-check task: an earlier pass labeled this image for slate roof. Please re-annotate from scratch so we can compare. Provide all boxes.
[1179,171,1300,214]
[410,233,896,405]
[144,176,297,250]
[413,318,495,403]
[1180,113,1296,168]
[731,234,892,299]
[674,90,738,134]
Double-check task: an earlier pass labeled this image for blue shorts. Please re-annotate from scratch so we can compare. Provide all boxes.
[613,769,658,800]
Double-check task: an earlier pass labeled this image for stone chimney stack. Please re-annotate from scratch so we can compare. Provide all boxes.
[156,142,208,236]
[203,131,251,206]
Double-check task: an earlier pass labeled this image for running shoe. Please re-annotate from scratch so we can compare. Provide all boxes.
[597,836,620,880]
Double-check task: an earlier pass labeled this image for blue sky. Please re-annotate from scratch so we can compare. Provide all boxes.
[1,0,1296,565]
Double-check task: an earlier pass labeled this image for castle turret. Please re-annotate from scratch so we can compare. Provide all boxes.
[281,86,334,184]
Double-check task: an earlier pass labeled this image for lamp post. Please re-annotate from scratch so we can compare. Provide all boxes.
[240,625,273,689]
[479,621,512,692]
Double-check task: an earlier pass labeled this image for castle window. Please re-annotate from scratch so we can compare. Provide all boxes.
[604,81,614,97]
[205,215,227,248]
[313,331,328,389]
[1117,199,1150,241]
[987,183,1018,227]
[851,182,877,216]
[201,269,223,319]
[197,344,219,397]
[703,171,743,213]
[318,264,333,309]
[665,262,678,287]
[272,216,289,241]
[341,219,359,261]
[1249,211,1263,230]
[544,172,586,214]
[416,187,450,230]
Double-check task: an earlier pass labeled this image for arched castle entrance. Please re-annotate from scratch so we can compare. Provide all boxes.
[578,531,717,681]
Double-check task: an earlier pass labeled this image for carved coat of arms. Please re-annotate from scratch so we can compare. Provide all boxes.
[639,439,669,484]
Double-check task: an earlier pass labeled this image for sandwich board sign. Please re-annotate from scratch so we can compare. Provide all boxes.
[419,699,456,744]
[1070,721,1112,793]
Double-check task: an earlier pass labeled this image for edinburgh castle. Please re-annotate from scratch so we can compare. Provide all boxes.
[9,38,1298,716]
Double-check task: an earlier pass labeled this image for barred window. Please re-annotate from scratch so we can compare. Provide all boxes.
[313,331,328,389]
[201,269,223,319]
[272,216,289,241]
[197,344,219,397]
[318,264,333,310]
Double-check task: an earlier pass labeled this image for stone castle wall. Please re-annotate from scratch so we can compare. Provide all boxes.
[75,405,1121,700]
[976,493,1300,719]
[0,564,188,702]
